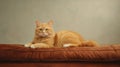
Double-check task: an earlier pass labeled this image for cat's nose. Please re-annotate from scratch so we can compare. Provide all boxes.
[43,30,46,33]
[41,33,48,37]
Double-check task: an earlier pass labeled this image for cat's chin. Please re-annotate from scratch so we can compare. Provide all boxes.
[39,35,50,38]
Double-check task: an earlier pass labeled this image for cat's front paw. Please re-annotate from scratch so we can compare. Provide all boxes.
[30,45,36,49]
[24,44,30,47]
[24,43,32,47]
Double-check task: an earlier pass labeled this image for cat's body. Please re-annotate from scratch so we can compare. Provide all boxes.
[25,20,99,48]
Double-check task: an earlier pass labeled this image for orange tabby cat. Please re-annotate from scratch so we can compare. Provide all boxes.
[25,20,99,48]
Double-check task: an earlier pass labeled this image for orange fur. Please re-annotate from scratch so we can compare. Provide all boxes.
[25,20,99,48]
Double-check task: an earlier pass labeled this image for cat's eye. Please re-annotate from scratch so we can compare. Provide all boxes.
[45,28,49,31]
[39,28,43,31]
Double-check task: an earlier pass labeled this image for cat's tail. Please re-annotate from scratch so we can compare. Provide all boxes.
[80,40,99,47]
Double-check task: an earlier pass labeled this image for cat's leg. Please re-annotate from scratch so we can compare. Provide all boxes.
[63,40,99,47]
[30,43,52,48]
[82,40,99,47]
[63,43,80,47]
[24,43,32,47]
[63,44,72,47]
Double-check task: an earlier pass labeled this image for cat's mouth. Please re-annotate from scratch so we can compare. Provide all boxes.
[38,33,49,38]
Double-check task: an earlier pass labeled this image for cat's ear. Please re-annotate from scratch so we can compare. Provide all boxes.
[48,20,54,26]
[35,20,41,27]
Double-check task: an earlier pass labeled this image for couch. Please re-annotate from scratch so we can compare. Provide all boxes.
[0,44,120,67]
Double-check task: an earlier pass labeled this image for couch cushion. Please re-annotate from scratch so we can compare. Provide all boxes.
[0,44,120,62]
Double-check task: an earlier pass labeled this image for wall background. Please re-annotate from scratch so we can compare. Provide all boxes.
[0,0,120,45]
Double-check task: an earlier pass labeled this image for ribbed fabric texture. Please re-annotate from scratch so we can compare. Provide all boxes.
[0,44,120,62]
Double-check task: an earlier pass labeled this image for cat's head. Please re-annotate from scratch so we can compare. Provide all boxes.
[35,20,55,38]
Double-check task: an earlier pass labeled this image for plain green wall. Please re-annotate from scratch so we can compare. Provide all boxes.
[0,0,120,45]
